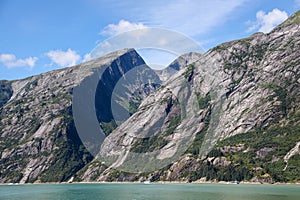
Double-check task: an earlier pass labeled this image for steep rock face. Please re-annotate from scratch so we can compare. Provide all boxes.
[78,12,300,182]
[0,81,13,108]
[0,49,159,183]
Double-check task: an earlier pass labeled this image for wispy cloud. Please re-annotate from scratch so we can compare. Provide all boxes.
[91,27,203,59]
[247,9,288,33]
[295,0,300,7]
[153,0,246,35]
[90,26,205,68]
[46,48,81,67]
[101,0,248,37]
[0,53,38,69]
[101,20,147,36]
[136,0,246,36]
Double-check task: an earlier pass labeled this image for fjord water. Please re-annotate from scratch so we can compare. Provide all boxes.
[0,184,299,200]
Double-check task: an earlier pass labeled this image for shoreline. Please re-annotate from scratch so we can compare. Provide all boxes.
[1,181,299,186]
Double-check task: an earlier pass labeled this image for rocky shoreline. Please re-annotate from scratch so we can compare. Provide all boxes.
[1,181,300,186]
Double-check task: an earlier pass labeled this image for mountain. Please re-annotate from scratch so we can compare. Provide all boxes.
[0,49,160,183]
[1,11,299,184]
[76,11,300,183]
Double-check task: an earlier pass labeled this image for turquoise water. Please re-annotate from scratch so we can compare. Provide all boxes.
[0,183,299,200]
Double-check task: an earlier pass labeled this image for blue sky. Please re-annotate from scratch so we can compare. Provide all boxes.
[0,0,299,80]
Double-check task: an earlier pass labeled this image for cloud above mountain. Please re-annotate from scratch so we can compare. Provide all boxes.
[104,0,248,37]
[46,49,81,67]
[247,9,288,33]
[101,20,147,36]
[0,54,38,69]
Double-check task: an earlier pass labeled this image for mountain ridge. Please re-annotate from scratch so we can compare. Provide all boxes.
[0,12,299,183]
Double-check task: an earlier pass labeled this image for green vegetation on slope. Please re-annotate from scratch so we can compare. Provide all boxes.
[39,117,93,183]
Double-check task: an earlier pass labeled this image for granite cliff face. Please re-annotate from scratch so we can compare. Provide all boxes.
[1,12,300,183]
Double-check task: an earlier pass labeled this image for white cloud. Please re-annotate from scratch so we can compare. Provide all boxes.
[46,48,81,67]
[0,53,38,69]
[247,9,288,33]
[295,0,300,6]
[101,20,147,36]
